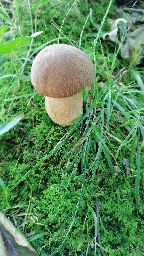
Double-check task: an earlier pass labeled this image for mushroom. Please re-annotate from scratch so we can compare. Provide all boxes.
[31,44,94,126]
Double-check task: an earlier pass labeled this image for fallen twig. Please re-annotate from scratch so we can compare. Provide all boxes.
[123,8,144,14]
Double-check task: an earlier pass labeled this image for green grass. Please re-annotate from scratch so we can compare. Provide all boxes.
[0,0,144,255]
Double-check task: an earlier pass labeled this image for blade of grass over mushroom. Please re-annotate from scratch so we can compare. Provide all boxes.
[68,111,102,156]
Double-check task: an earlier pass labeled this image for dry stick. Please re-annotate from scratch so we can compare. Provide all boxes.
[123,7,144,14]
[95,199,106,256]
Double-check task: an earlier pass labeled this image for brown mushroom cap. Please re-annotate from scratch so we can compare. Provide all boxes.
[31,44,94,98]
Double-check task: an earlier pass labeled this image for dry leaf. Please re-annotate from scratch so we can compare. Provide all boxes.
[0,230,7,256]
[0,212,38,256]
[103,15,144,64]
[103,18,127,42]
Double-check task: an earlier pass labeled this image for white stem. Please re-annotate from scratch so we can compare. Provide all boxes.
[45,92,83,126]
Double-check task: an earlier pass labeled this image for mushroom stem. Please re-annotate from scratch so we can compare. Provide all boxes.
[45,92,83,126]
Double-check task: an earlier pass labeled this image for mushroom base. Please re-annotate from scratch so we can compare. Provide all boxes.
[45,92,83,126]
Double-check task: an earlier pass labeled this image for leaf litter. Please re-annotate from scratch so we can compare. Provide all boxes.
[103,1,144,64]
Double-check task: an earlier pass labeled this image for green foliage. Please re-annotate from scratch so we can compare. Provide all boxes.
[0,36,32,54]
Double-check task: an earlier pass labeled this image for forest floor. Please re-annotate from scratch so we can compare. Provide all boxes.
[0,0,144,255]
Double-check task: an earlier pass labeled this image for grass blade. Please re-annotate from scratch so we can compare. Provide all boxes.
[106,90,112,127]
[0,115,23,135]
[0,25,8,38]
[135,147,141,208]
[92,131,114,175]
